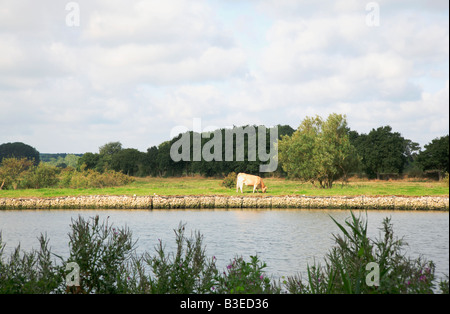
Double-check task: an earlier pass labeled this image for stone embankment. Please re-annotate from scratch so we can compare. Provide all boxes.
[0,195,448,210]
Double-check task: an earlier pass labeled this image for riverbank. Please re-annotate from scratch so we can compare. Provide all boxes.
[1,194,448,210]
[0,177,448,198]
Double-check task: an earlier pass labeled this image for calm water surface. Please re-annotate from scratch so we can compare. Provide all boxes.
[0,209,448,280]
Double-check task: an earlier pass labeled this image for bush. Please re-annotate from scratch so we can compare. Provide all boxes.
[0,214,448,294]
[220,172,237,189]
[284,212,443,294]
[66,215,136,294]
[19,163,60,189]
[215,255,279,294]
[0,233,64,293]
[135,223,218,294]
[0,157,34,190]
[0,158,134,190]
[443,172,449,187]
[59,167,134,189]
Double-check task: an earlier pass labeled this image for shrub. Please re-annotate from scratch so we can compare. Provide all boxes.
[0,157,34,190]
[135,223,218,294]
[20,163,60,189]
[215,255,279,294]
[0,158,134,190]
[66,215,136,294]
[59,168,134,189]
[284,212,443,294]
[443,172,449,187]
[0,233,64,293]
[439,275,449,294]
[0,214,448,294]
[220,172,237,189]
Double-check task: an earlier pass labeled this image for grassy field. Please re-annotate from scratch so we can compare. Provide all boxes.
[0,176,448,198]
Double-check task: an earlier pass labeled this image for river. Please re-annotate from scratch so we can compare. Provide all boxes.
[0,209,448,281]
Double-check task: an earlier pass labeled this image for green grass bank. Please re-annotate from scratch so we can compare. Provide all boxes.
[1,177,448,210]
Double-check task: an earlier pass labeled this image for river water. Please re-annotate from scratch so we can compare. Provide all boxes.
[0,209,448,281]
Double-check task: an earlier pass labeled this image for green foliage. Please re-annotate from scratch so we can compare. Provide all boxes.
[99,141,123,156]
[41,153,81,168]
[110,148,146,176]
[0,214,448,294]
[417,135,449,179]
[351,126,420,179]
[73,125,292,178]
[0,233,64,293]
[439,275,449,294]
[0,142,40,166]
[220,172,237,189]
[137,223,218,294]
[97,141,124,172]
[0,157,134,190]
[443,172,449,187]
[66,215,136,294]
[60,167,134,188]
[21,163,60,189]
[1,128,448,181]
[278,114,359,188]
[78,142,148,176]
[215,255,279,294]
[0,157,34,190]
[77,152,100,171]
[285,212,443,294]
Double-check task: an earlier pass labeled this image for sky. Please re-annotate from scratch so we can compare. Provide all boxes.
[0,0,448,154]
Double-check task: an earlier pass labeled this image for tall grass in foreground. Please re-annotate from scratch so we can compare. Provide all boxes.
[0,213,448,294]
[284,212,448,294]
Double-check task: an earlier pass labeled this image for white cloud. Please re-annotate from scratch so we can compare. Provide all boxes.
[0,0,448,152]
[83,0,221,44]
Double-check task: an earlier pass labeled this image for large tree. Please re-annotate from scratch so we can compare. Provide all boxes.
[278,114,358,188]
[110,148,146,176]
[0,142,40,165]
[417,135,449,180]
[351,126,420,179]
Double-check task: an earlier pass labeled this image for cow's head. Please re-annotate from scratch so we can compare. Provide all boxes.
[262,186,267,193]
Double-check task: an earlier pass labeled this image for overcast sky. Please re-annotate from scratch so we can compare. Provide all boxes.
[1,0,448,153]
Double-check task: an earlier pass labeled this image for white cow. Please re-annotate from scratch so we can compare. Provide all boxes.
[236,173,267,193]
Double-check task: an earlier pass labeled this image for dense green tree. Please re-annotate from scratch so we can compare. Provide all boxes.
[351,126,420,179]
[156,141,179,176]
[77,152,100,171]
[417,135,449,180]
[97,142,123,171]
[99,142,122,156]
[141,146,159,177]
[278,114,358,188]
[0,142,40,165]
[110,148,146,176]
[277,125,295,138]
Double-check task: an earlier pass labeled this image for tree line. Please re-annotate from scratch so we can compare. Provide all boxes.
[1,115,448,189]
[77,125,295,177]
